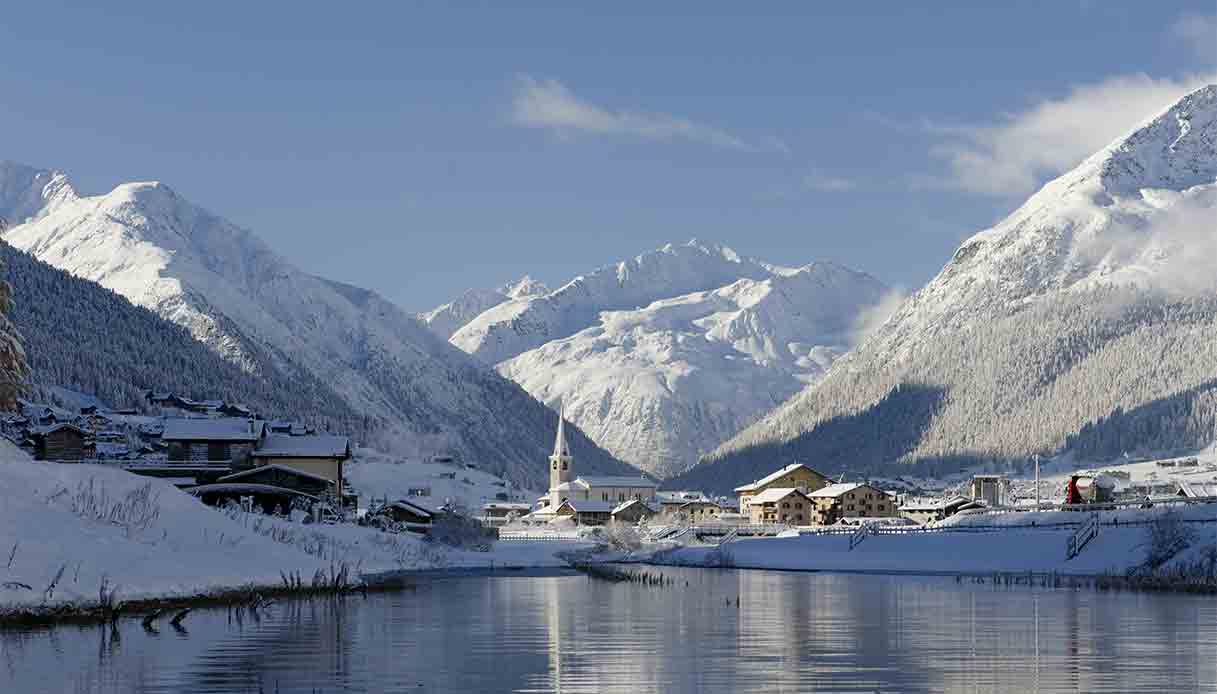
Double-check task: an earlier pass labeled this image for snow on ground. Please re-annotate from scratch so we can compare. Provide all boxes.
[346,448,540,512]
[0,443,576,614]
[660,503,1216,575]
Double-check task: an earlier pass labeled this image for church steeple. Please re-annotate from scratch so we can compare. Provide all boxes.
[549,400,574,491]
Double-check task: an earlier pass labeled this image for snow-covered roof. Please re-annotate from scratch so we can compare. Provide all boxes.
[30,423,87,437]
[387,499,435,519]
[899,496,971,511]
[657,490,710,503]
[218,464,335,485]
[612,499,659,515]
[162,418,261,442]
[253,434,350,459]
[734,463,827,493]
[186,483,319,500]
[810,482,890,499]
[574,475,656,489]
[557,500,616,514]
[483,502,531,511]
[747,487,810,505]
[1177,482,1217,498]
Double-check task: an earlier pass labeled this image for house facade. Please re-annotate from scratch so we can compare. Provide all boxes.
[734,463,831,513]
[745,488,813,525]
[810,483,898,525]
[30,423,87,461]
[162,418,262,465]
[249,433,352,500]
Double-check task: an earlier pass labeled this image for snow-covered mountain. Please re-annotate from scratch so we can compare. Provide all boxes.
[419,275,549,339]
[679,84,1217,493]
[0,161,633,489]
[425,241,887,477]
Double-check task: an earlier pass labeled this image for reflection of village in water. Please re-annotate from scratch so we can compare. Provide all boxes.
[6,569,1214,693]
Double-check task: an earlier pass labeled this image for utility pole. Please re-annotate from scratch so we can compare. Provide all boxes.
[1032,452,1041,508]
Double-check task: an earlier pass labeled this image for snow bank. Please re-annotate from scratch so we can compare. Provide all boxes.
[0,443,579,614]
[659,505,1216,576]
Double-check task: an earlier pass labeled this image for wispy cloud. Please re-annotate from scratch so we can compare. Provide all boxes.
[917,72,1215,197]
[511,76,786,153]
[1170,12,1217,62]
[803,171,857,193]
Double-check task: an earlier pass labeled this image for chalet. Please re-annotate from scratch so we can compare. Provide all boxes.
[745,488,813,525]
[249,433,352,501]
[218,403,254,418]
[899,496,973,524]
[162,418,262,465]
[30,423,87,461]
[554,499,614,525]
[675,499,731,522]
[372,499,437,532]
[809,483,898,525]
[611,498,660,524]
[734,463,831,513]
[657,490,710,515]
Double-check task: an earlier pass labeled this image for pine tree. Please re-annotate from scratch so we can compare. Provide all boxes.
[0,256,29,410]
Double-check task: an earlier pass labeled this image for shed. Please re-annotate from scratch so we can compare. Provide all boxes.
[30,423,87,461]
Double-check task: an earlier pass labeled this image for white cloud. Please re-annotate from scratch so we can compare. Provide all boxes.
[1171,13,1217,61]
[850,288,908,345]
[923,73,1216,197]
[803,171,857,192]
[511,76,785,153]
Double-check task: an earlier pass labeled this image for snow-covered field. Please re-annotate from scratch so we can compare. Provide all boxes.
[660,503,1217,575]
[346,448,539,512]
[0,443,576,616]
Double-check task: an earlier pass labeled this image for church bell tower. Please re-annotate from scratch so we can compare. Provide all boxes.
[549,401,574,492]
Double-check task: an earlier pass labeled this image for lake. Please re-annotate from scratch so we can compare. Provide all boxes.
[2,567,1214,693]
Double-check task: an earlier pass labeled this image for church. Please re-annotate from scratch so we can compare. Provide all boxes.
[531,404,657,525]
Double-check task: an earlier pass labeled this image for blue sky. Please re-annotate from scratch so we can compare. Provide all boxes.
[2,2,1214,310]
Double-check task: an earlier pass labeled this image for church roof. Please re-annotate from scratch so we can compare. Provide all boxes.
[574,476,657,489]
[552,400,572,459]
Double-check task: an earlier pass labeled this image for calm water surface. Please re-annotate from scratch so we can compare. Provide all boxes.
[2,568,1214,693]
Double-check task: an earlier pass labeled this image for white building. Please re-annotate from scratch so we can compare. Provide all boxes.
[533,403,656,522]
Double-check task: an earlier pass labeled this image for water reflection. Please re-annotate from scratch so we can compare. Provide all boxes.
[1,569,1214,693]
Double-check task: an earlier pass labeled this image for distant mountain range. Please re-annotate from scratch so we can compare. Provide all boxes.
[421,240,888,477]
[0,162,634,490]
[677,84,1217,493]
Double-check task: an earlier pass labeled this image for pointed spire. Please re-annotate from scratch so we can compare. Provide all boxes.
[553,400,571,459]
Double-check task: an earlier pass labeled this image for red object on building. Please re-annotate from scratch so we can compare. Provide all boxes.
[1066,476,1083,505]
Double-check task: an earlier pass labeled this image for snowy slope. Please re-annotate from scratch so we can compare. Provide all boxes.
[0,161,632,490]
[498,261,886,477]
[449,240,794,364]
[685,84,1217,493]
[419,275,549,339]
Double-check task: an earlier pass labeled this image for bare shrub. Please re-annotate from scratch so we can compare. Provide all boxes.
[428,513,491,551]
[1143,511,1196,570]
[601,524,643,553]
[59,479,161,537]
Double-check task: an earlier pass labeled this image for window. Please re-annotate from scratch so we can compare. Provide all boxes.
[552,462,558,470]
[794,502,803,509]
[602,493,609,501]
[618,493,625,502]
[860,511,867,517]
[878,504,886,511]
[782,502,789,508]
[561,462,568,470]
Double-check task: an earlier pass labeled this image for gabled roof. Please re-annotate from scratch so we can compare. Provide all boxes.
[612,498,659,515]
[734,463,828,493]
[809,482,890,499]
[1177,482,1217,498]
[253,434,350,459]
[899,496,970,511]
[556,500,616,514]
[218,464,334,485]
[162,417,261,442]
[574,475,656,489]
[747,487,811,505]
[386,499,436,519]
[30,423,87,437]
